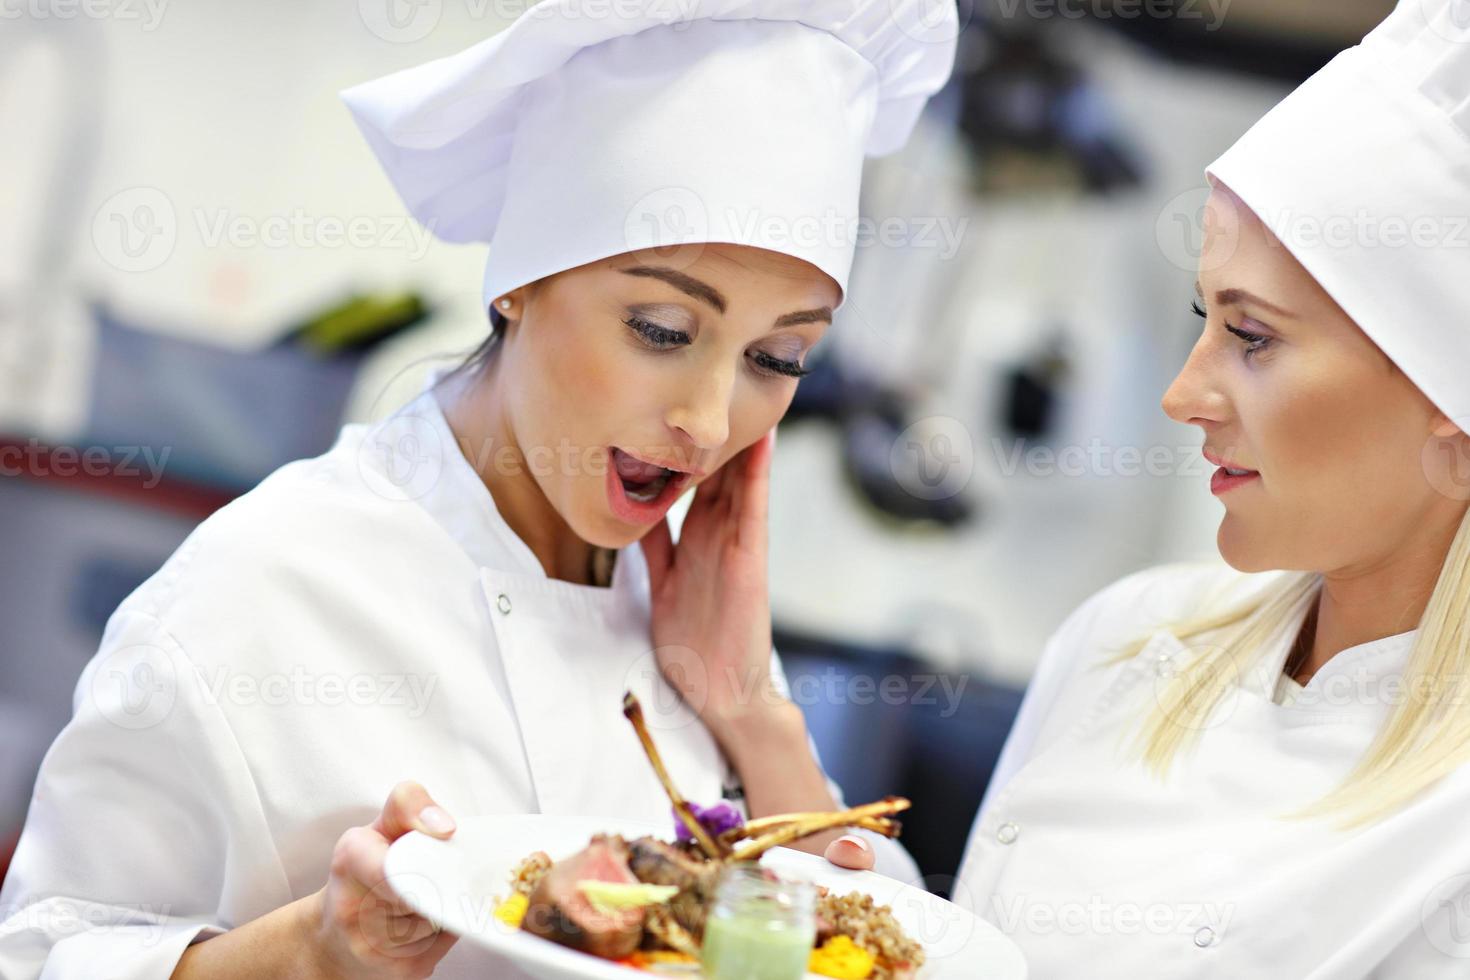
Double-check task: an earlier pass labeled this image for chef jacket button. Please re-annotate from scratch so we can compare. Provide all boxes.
[996,822,1019,845]
[1193,926,1217,948]
[496,593,512,615]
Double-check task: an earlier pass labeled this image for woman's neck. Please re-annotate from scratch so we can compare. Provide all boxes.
[440,366,600,585]
[1294,508,1464,684]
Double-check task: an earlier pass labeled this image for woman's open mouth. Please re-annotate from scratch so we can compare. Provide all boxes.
[605,447,692,524]
[1210,466,1260,495]
[1203,448,1259,495]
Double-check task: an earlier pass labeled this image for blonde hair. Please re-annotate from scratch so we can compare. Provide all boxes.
[1119,505,1470,827]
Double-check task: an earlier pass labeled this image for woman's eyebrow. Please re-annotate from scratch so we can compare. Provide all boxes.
[619,265,726,313]
[1194,280,1296,319]
[619,265,832,327]
[774,307,832,328]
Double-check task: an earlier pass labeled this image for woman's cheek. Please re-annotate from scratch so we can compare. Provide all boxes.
[729,378,792,448]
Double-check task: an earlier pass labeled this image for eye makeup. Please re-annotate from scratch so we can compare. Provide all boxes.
[620,306,813,380]
[1192,300,1274,360]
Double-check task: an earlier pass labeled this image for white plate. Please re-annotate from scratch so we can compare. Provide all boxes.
[385,814,1026,980]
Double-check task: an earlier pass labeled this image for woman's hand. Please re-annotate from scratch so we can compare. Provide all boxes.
[641,430,784,746]
[824,834,877,872]
[310,782,459,979]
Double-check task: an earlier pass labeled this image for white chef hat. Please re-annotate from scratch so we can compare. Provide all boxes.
[340,0,958,311]
[1206,0,1470,425]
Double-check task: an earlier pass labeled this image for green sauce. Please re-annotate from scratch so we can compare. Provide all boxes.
[700,910,815,980]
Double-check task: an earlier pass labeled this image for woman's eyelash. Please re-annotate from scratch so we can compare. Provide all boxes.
[1190,301,1271,358]
[749,350,811,379]
[625,313,809,379]
[624,315,691,348]
[1225,323,1271,356]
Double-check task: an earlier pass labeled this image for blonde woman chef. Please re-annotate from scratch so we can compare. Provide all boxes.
[951,1,1470,977]
[0,3,955,978]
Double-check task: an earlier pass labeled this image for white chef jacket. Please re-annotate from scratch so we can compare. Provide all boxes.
[0,377,916,980]
[957,562,1470,979]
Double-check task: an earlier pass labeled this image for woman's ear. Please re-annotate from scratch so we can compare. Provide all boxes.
[491,287,528,320]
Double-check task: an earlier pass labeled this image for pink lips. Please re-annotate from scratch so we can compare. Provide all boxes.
[1210,467,1259,495]
[604,448,691,525]
[1202,448,1259,496]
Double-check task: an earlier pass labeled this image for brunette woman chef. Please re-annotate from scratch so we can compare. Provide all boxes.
[952,1,1470,977]
[0,3,955,978]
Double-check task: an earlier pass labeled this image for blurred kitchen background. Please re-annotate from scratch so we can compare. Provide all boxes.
[1,0,1395,893]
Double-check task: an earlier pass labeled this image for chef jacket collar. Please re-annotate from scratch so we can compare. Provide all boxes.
[1245,593,1417,714]
[383,367,646,595]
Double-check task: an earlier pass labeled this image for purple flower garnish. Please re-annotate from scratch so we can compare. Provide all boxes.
[673,801,744,843]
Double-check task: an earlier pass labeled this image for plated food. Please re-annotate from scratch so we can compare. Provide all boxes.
[384,689,1026,979]
[489,693,923,979]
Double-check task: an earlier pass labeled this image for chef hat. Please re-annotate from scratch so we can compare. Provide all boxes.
[341,0,958,310]
[1206,0,1470,425]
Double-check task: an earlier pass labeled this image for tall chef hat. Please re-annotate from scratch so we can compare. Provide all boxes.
[341,0,958,311]
[1207,0,1470,425]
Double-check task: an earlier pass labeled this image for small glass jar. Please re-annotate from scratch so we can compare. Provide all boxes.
[700,864,816,980]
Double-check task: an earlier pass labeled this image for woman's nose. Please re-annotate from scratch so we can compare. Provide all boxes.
[1161,336,1226,427]
[666,369,733,451]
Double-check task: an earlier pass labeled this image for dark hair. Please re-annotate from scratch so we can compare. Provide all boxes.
[434,304,505,391]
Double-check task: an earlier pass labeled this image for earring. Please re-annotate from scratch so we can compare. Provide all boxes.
[498,298,512,310]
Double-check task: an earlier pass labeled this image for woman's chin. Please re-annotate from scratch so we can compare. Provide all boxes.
[575,508,648,551]
[1216,520,1276,573]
